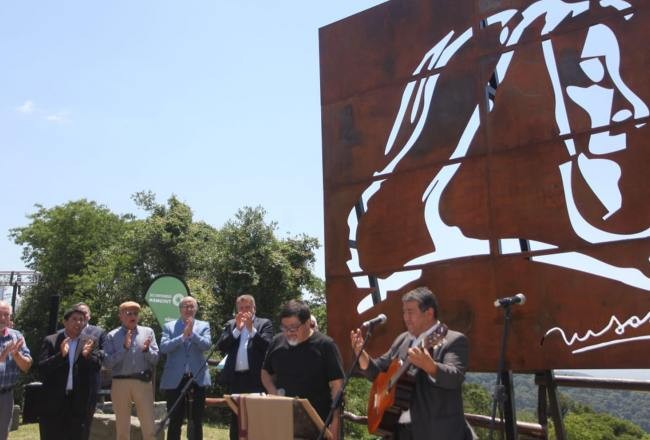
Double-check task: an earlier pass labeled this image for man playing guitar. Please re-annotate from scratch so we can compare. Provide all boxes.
[350,287,476,439]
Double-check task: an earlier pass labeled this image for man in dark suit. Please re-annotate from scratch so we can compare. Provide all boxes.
[39,306,102,440]
[74,302,106,439]
[351,287,476,440]
[216,294,273,440]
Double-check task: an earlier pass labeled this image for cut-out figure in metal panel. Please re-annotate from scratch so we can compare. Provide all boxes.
[346,0,649,314]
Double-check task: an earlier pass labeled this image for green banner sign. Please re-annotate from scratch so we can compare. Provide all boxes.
[144,274,190,327]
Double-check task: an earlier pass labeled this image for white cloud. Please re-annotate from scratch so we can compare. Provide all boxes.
[15,100,72,124]
[16,100,35,114]
[45,111,71,124]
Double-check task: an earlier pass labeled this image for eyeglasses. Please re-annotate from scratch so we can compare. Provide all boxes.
[280,323,304,333]
[181,305,196,310]
[124,311,139,317]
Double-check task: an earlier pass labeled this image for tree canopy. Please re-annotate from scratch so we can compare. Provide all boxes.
[9,194,321,362]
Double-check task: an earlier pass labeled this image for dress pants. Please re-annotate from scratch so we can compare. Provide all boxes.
[0,390,13,440]
[228,370,265,440]
[111,378,156,440]
[39,392,85,440]
[165,374,206,440]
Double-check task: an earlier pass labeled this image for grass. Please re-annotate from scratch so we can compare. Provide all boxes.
[9,422,231,439]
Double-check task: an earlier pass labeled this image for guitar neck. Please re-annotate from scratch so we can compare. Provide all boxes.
[387,325,447,388]
[387,359,413,389]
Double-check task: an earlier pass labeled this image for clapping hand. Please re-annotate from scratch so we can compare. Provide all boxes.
[124,330,133,350]
[81,339,95,358]
[10,337,24,355]
[236,311,253,332]
[142,336,152,352]
[0,341,14,362]
[183,317,194,339]
[61,337,71,357]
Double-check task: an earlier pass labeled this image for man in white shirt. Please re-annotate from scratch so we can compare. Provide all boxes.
[216,294,273,440]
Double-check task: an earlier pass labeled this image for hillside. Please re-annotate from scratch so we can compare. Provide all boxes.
[466,372,650,432]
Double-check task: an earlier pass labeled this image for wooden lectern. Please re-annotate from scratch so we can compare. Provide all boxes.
[225,394,332,440]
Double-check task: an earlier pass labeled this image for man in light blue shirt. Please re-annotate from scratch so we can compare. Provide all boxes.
[160,296,212,440]
[104,301,159,440]
[0,300,31,440]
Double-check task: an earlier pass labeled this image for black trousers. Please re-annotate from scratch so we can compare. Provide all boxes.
[165,376,206,440]
[394,423,413,440]
[227,370,265,440]
[81,390,99,440]
[40,394,86,440]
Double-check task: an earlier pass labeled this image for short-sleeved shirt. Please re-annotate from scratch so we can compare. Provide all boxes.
[262,331,344,421]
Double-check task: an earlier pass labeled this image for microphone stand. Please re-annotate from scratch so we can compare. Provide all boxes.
[489,304,518,440]
[317,323,377,440]
[156,341,220,440]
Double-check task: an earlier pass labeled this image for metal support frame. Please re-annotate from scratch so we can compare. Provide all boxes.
[536,371,567,440]
[0,271,40,311]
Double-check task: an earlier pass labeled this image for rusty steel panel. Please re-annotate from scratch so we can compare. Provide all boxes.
[320,0,650,371]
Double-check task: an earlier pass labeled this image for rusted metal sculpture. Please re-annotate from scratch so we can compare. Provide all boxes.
[320,0,650,371]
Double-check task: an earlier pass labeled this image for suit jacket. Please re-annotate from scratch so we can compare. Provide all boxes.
[159,318,212,389]
[359,329,476,440]
[216,316,273,388]
[81,324,106,392]
[38,331,102,417]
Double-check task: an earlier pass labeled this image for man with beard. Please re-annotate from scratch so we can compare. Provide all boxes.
[261,300,344,439]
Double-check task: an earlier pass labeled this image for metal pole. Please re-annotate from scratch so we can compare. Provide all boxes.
[489,305,518,440]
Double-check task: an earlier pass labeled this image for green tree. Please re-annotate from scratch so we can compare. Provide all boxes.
[10,199,126,353]
[208,206,320,326]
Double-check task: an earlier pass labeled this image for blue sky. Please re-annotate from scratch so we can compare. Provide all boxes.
[0,0,385,276]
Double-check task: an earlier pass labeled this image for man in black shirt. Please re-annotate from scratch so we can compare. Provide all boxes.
[261,300,344,440]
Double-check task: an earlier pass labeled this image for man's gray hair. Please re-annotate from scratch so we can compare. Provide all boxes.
[402,287,439,318]
[236,294,256,308]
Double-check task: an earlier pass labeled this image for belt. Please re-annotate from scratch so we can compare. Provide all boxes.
[113,370,152,382]
[234,370,250,375]
[0,387,13,394]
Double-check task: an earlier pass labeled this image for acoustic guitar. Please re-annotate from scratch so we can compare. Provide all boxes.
[366,323,448,435]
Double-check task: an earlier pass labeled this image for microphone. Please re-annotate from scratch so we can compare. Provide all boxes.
[361,314,387,328]
[494,293,526,308]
